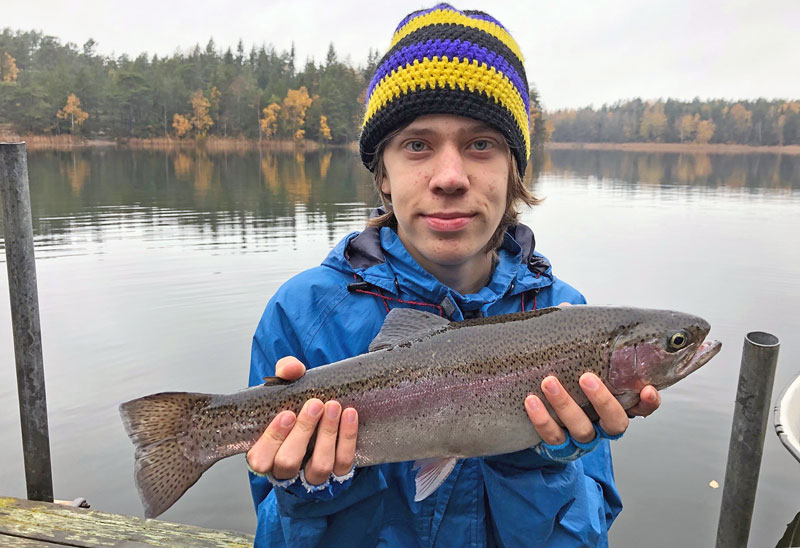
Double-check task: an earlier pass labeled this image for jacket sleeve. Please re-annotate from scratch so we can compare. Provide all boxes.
[247,288,389,546]
[481,442,621,547]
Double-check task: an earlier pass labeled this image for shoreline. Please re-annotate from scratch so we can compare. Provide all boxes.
[545,141,800,155]
[0,135,343,152]
[2,135,800,155]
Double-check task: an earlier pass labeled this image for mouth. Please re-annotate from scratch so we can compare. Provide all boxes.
[422,212,476,232]
[676,339,722,378]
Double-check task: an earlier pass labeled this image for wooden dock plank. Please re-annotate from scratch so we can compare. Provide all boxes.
[0,497,254,547]
[1,535,65,547]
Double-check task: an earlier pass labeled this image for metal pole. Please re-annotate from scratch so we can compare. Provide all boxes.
[715,331,780,548]
[0,142,54,502]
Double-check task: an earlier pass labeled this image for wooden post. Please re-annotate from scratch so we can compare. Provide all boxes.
[715,331,780,548]
[0,142,54,502]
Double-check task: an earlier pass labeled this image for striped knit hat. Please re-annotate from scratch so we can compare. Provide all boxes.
[360,3,531,177]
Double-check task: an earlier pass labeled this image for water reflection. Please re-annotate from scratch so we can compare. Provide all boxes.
[546,149,800,192]
[0,148,378,258]
[2,148,799,261]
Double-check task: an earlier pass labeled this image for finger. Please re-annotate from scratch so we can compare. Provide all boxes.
[525,394,567,446]
[541,376,596,444]
[557,302,572,307]
[272,398,324,480]
[334,408,359,476]
[275,356,306,381]
[303,401,342,485]
[627,385,662,417]
[246,411,297,475]
[580,373,629,436]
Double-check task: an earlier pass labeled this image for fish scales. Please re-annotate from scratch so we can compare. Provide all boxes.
[120,305,722,518]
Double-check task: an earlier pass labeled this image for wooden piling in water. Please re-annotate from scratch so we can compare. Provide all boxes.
[715,331,780,548]
[0,142,54,502]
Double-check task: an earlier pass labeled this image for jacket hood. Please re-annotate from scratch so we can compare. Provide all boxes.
[322,210,555,315]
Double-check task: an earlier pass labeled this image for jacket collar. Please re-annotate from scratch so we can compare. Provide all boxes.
[327,210,555,314]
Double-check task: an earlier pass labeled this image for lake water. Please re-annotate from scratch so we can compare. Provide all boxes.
[1,147,799,547]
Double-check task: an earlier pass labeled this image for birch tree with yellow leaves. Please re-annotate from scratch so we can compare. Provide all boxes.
[280,86,313,141]
[172,114,191,138]
[260,104,280,140]
[319,115,332,140]
[57,94,89,132]
[189,90,214,137]
[1,52,19,82]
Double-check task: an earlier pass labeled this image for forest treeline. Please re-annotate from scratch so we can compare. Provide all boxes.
[547,98,800,146]
[1,28,797,147]
[0,29,377,143]
[0,28,549,146]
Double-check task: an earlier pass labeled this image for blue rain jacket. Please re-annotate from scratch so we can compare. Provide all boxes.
[248,223,623,547]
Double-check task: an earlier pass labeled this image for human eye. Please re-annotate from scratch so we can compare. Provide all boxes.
[403,140,428,152]
[470,139,494,151]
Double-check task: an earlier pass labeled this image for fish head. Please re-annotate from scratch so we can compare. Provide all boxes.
[606,310,722,394]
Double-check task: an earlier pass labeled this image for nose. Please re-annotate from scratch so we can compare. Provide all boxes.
[429,143,469,194]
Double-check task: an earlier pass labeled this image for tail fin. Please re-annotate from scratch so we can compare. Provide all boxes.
[119,392,212,519]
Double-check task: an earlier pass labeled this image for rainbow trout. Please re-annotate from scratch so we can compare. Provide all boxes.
[120,306,721,518]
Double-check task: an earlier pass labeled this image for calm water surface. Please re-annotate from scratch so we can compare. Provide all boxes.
[1,148,799,547]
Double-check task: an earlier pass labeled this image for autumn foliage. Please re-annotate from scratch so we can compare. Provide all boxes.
[260,104,280,139]
[319,115,332,140]
[172,114,191,138]
[56,93,89,132]
[1,52,19,82]
[547,99,800,145]
[280,87,313,141]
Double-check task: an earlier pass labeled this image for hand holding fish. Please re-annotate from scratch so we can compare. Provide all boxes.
[524,302,661,445]
[245,356,359,486]
[525,373,660,447]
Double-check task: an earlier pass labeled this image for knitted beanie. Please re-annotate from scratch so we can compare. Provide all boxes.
[360,3,531,177]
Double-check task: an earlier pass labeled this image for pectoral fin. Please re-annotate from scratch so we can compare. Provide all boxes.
[412,457,457,502]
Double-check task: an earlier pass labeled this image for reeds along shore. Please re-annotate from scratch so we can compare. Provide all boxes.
[2,135,800,155]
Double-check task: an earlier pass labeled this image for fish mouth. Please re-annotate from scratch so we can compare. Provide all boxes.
[676,339,722,378]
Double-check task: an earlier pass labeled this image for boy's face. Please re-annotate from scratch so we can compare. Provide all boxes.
[381,114,509,272]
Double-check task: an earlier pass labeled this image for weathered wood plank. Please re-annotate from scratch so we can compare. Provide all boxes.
[0,497,254,547]
[0,534,64,547]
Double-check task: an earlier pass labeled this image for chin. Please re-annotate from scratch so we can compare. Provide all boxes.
[421,245,480,266]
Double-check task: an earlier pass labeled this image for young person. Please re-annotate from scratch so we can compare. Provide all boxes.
[246,4,660,546]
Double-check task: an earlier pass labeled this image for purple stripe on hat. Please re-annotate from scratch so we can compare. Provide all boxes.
[462,10,507,30]
[395,3,461,33]
[367,39,529,112]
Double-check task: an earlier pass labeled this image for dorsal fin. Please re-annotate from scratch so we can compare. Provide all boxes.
[369,308,451,352]
[262,376,292,386]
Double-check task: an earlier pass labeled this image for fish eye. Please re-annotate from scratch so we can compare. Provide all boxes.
[667,330,690,351]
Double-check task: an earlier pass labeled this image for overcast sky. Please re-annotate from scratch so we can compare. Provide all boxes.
[3,0,798,110]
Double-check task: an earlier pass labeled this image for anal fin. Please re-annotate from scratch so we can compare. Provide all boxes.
[412,457,457,502]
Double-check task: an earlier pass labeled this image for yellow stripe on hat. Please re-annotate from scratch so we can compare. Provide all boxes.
[364,56,530,158]
[391,9,524,67]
